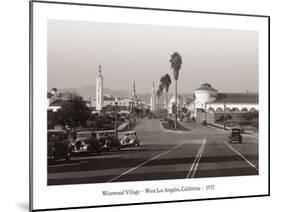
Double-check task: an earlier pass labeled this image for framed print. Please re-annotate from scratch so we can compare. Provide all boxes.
[29,0,270,211]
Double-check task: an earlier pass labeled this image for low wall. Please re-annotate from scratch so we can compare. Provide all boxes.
[196,112,255,124]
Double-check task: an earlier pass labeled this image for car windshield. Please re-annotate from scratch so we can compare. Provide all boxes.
[232,129,240,133]
[48,132,66,142]
[77,132,91,139]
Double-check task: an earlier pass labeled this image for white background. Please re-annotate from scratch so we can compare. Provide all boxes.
[31,2,269,210]
[0,0,278,212]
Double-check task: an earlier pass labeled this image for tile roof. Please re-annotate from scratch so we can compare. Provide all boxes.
[195,83,218,92]
[103,97,115,101]
[210,93,258,104]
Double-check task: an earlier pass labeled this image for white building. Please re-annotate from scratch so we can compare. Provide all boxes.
[91,92,147,112]
[186,83,259,118]
[168,94,185,114]
[131,80,137,99]
[96,65,103,111]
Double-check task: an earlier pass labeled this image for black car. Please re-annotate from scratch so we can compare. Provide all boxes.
[47,130,72,161]
[95,130,121,152]
[72,130,101,155]
[228,128,242,144]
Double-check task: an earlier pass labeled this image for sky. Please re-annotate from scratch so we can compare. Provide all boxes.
[48,19,259,94]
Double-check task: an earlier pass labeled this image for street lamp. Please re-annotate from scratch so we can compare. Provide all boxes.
[205,103,207,123]
[114,98,118,137]
[223,101,226,130]
[132,101,136,123]
[136,99,139,119]
[129,101,132,129]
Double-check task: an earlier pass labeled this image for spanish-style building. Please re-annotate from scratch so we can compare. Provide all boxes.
[186,83,258,118]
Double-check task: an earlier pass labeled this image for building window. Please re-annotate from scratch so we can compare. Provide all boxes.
[208,107,215,113]
[231,107,240,112]
[225,107,231,113]
[241,107,248,112]
[249,108,257,112]
[216,107,223,112]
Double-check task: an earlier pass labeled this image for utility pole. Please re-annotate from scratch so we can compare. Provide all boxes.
[114,98,118,137]
[223,101,226,130]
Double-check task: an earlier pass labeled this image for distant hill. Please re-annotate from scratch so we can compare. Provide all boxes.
[57,85,193,104]
[59,85,130,100]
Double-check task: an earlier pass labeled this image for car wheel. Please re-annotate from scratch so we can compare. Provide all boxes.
[65,153,71,161]
[50,151,56,160]
[50,154,54,161]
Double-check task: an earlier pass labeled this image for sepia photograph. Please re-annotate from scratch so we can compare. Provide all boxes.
[47,19,259,185]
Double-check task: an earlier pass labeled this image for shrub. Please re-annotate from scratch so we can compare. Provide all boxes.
[226,114,232,120]
[201,120,207,126]
[216,115,224,123]
[251,119,259,129]
[241,112,253,121]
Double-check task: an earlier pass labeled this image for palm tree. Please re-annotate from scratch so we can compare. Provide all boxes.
[170,52,182,130]
[156,89,161,114]
[160,76,165,111]
[159,83,164,113]
[161,74,171,117]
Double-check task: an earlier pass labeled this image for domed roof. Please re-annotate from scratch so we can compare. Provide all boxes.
[195,83,217,92]
[103,93,114,98]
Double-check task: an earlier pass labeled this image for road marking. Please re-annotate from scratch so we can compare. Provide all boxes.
[106,141,187,183]
[186,139,206,178]
[224,141,258,171]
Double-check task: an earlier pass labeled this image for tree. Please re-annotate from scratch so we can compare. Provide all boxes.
[160,76,165,112]
[56,93,91,128]
[161,74,171,117]
[158,83,164,112]
[170,52,182,129]
[156,89,161,114]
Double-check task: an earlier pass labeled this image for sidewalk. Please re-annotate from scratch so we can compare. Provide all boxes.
[207,123,259,139]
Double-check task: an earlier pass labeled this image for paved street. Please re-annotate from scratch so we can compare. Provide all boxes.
[48,119,258,185]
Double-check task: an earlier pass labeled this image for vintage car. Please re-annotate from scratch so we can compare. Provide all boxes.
[95,130,121,152]
[47,130,72,161]
[118,131,140,147]
[72,130,101,154]
[228,128,242,144]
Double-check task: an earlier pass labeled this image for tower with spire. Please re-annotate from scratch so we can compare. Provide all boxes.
[96,65,103,111]
[131,80,137,99]
[150,81,156,112]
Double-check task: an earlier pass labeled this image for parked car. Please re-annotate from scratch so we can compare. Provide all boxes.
[119,131,140,147]
[72,130,101,154]
[95,130,121,152]
[228,128,242,144]
[47,130,72,161]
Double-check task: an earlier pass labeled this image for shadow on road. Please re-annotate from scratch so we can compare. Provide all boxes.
[48,152,258,174]
[48,165,259,186]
